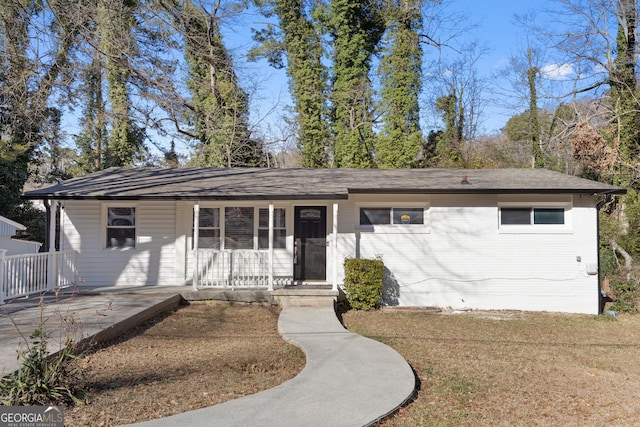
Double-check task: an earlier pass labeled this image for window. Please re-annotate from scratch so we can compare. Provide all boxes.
[258,208,286,249]
[360,208,391,225]
[500,207,565,226]
[106,207,136,248]
[534,208,565,225]
[501,208,532,225]
[225,207,254,249]
[194,208,220,249]
[392,208,424,225]
[360,207,424,226]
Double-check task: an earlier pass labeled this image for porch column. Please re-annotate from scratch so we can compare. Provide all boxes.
[268,201,274,291]
[193,202,200,291]
[332,202,338,292]
[48,200,56,252]
[0,249,6,305]
[47,200,58,290]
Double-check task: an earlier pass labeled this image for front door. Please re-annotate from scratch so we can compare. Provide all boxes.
[294,206,327,281]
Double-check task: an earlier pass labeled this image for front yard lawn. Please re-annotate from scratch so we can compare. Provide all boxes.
[342,309,640,426]
[65,302,305,426]
[63,304,640,426]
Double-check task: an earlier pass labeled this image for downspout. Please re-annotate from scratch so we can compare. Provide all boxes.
[596,193,612,314]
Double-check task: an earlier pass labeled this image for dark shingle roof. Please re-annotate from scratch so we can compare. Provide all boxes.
[21,167,626,200]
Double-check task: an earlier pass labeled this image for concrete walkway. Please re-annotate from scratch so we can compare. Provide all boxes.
[0,288,416,427]
[123,305,416,427]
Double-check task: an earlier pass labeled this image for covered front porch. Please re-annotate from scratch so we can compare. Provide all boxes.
[191,202,340,292]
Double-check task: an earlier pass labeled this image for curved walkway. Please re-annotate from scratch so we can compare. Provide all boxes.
[123,305,416,427]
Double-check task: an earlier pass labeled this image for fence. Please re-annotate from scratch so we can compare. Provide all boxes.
[194,249,272,288]
[0,250,78,304]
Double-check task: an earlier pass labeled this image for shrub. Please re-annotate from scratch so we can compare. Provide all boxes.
[608,279,638,313]
[343,257,384,310]
[0,323,84,406]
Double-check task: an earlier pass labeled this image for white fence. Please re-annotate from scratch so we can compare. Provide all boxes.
[195,249,273,288]
[0,250,78,304]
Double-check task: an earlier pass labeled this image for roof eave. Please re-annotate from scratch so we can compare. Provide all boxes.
[348,188,627,195]
[21,193,351,201]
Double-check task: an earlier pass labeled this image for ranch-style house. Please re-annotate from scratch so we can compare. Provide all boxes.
[21,167,625,314]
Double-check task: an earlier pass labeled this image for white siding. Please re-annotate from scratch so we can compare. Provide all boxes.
[62,200,180,286]
[61,192,601,313]
[0,216,26,237]
[336,193,600,314]
[0,238,41,255]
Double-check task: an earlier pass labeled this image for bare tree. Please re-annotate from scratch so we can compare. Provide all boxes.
[422,41,490,166]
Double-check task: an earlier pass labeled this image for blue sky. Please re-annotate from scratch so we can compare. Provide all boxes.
[444,0,548,132]
[220,0,558,141]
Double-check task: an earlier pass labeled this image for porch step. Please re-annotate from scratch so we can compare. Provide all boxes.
[271,287,339,308]
[180,289,276,305]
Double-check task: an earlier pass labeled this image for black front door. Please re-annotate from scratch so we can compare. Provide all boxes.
[294,206,327,281]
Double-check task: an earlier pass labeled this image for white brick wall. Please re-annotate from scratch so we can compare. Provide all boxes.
[60,192,600,313]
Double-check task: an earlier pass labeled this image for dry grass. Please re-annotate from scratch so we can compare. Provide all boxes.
[342,309,640,426]
[65,302,305,427]
[63,303,640,427]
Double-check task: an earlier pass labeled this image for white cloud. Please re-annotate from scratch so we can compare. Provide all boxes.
[540,63,575,80]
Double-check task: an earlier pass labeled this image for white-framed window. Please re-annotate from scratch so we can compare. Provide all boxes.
[258,208,286,249]
[193,205,289,250]
[500,207,565,225]
[194,207,221,249]
[498,203,571,233]
[357,204,429,233]
[105,206,136,248]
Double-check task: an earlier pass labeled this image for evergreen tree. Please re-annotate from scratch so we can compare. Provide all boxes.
[432,88,464,166]
[98,0,145,167]
[376,0,423,168]
[607,0,639,187]
[0,0,79,219]
[527,49,543,168]
[273,0,330,167]
[329,0,385,168]
[176,0,261,167]
[73,53,107,175]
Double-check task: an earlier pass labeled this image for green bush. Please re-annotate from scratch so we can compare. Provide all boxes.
[0,328,83,406]
[608,279,638,313]
[343,258,384,310]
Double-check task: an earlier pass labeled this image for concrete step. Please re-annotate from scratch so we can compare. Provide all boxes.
[271,287,339,308]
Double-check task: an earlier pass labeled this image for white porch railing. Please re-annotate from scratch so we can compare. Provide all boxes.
[0,250,78,304]
[195,249,278,288]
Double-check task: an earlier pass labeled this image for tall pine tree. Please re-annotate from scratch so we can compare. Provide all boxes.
[275,0,330,167]
[376,0,423,168]
[98,0,145,167]
[329,0,385,168]
[176,1,262,167]
[250,0,330,167]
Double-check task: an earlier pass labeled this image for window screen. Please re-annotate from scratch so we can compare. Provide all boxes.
[225,207,254,249]
[500,208,531,225]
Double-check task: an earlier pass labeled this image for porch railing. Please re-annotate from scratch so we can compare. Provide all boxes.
[0,250,78,304]
[195,249,274,288]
